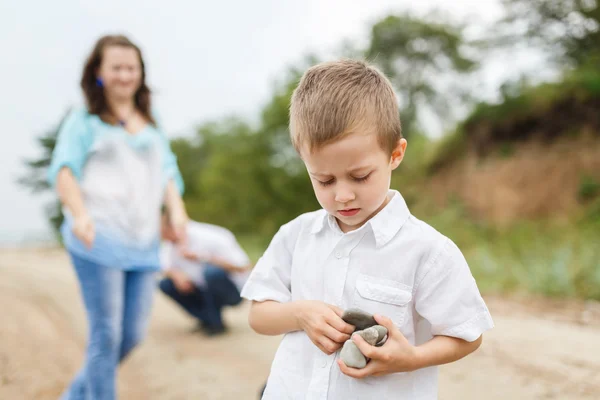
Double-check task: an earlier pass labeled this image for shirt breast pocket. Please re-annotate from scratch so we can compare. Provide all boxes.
[352,274,412,327]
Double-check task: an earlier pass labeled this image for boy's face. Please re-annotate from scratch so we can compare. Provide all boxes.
[301,131,407,233]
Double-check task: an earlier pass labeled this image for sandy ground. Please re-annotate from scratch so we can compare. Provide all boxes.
[1,247,599,400]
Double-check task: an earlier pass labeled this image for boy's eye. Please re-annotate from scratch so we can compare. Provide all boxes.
[352,173,371,183]
[317,179,335,187]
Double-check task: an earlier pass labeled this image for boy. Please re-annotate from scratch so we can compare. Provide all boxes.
[159,216,251,336]
[241,59,494,399]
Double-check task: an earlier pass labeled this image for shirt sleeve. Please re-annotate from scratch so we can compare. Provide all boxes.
[240,221,297,303]
[47,108,92,188]
[414,238,494,342]
[215,235,251,269]
[153,111,185,195]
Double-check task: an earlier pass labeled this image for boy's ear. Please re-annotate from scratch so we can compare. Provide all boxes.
[390,138,407,170]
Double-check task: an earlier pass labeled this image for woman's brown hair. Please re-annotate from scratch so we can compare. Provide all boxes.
[80,34,156,126]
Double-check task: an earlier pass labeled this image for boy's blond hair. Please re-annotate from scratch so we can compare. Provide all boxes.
[290,59,402,155]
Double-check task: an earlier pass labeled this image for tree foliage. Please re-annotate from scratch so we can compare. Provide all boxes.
[495,0,600,68]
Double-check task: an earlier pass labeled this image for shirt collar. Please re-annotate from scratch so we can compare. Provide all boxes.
[309,210,329,235]
[368,190,411,248]
[309,190,411,247]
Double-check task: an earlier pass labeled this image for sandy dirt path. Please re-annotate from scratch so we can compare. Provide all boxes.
[1,248,599,399]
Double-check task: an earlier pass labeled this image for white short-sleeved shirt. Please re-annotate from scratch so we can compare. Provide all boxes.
[161,221,250,291]
[241,190,494,400]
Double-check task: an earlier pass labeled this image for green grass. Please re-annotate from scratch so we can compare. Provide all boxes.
[578,175,600,202]
[419,203,600,301]
[464,224,600,300]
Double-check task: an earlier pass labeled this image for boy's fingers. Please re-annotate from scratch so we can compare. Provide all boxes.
[323,324,351,344]
[351,332,380,359]
[337,359,365,379]
[328,316,355,335]
[374,314,401,338]
[317,336,340,355]
[328,304,344,317]
[337,359,377,379]
[326,305,356,334]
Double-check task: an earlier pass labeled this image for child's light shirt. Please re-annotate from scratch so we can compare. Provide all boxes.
[241,190,494,399]
[47,107,184,271]
[160,221,251,291]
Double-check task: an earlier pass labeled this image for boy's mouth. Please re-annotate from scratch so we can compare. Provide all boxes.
[338,208,360,217]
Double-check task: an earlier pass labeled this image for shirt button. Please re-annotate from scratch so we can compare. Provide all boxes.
[335,251,342,259]
[321,359,328,368]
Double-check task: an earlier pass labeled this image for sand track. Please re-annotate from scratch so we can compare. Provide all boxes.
[1,248,599,399]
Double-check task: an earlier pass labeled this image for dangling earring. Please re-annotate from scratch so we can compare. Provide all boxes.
[95,77,104,88]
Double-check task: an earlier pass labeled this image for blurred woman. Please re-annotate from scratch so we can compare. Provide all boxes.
[48,34,188,400]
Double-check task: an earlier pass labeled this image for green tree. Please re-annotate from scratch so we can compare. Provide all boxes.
[184,117,270,233]
[366,14,478,137]
[495,0,600,68]
[185,65,320,238]
[17,113,68,235]
[170,136,205,199]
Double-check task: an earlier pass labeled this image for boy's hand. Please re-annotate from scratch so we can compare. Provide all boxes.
[295,300,355,355]
[337,314,420,378]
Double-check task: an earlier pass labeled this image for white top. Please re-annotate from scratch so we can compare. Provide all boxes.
[47,107,184,270]
[241,190,494,400]
[161,221,251,291]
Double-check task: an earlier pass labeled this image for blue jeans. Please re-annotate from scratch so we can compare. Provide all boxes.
[61,252,156,400]
[158,265,241,328]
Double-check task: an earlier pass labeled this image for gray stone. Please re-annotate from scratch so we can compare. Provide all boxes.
[339,325,389,369]
[354,327,380,346]
[372,325,388,345]
[376,335,388,347]
[340,340,367,368]
[342,308,377,331]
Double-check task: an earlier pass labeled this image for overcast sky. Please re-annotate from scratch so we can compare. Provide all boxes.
[3,0,551,244]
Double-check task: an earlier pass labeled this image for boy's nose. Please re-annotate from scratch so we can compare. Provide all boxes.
[335,187,356,204]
